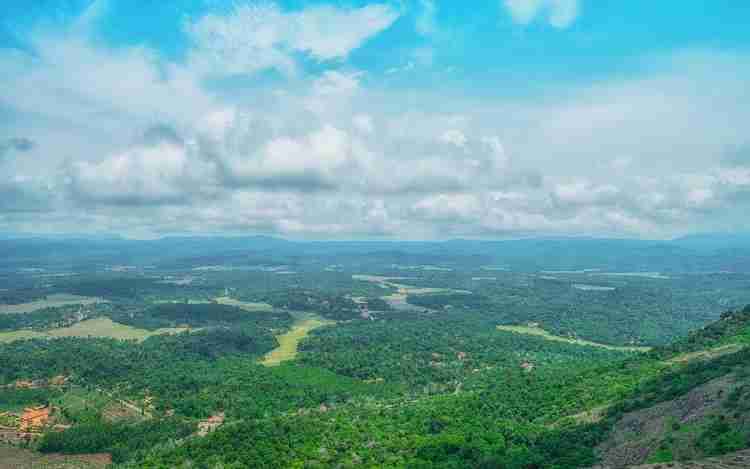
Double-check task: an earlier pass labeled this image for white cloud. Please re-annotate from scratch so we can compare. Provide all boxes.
[481,136,509,169]
[416,0,438,36]
[306,70,363,115]
[440,129,468,147]
[2,3,750,239]
[0,36,214,132]
[503,0,580,28]
[68,138,219,205]
[353,114,375,134]
[553,181,619,205]
[547,0,579,28]
[412,193,481,221]
[186,3,400,77]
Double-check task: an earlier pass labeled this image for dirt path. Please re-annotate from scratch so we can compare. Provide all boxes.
[95,387,152,419]
[665,343,745,365]
[496,324,652,352]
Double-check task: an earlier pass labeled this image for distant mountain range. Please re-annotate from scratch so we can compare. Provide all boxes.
[2,233,750,273]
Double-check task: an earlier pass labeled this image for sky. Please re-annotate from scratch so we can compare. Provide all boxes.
[0,0,749,240]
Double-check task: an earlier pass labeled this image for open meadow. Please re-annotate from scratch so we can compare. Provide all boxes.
[259,313,335,366]
[0,318,187,344]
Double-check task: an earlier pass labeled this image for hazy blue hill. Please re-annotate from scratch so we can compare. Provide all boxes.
[673,233,750,252]
[3,234,750,272]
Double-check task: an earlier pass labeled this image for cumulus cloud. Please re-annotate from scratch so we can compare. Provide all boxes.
[67,127,220,206]
[503,0,580,28]
[2,3,750,239]
[440,129,468,147]
[188,104,521,196]
[217,123,355,191]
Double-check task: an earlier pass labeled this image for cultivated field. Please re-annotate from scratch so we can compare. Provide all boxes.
[0,446,109,469]
[0,294,106,314]
[259,313,335,367]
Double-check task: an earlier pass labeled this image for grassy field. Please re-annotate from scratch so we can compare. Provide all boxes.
[214,296,274,312]
[0,318,188,344]
[51,387,145,423]
[496,324,652,352]
[53,387,110,416]
[0,294,106,315]
[259,313,335,367]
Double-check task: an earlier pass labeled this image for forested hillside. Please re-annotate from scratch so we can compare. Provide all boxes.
[3,238,750,467]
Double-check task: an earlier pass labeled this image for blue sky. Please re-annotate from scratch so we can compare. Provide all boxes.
[4,1,748,88]
[1,1,749,239]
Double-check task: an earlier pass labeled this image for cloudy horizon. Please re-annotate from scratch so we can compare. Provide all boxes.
[1,1,749,240]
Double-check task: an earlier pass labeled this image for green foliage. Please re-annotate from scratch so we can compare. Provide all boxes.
[0,289,48,305]
[113,302,281,329]
[697,418,745,456]
[2,256,750,468]
[0,387,60,411]
[0,304,98,331]
[244,288,363,320]
[654,307,750,359]
[611,347,750,417]
[403,272,750,347]
[38,417,194,463]
[299,309,629,390]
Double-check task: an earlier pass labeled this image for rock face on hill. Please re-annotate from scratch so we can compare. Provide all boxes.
[594,374,745,468]
[630,448,750,468]
[591,307,750,469]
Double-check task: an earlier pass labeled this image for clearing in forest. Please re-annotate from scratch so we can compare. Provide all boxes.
[353,274,470,295]
[353,274,471,310]
[260,313,335,367]
[496,324,652,352]
[214,296,274,312]
[0,294,106,314]
[0,318,188,343]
